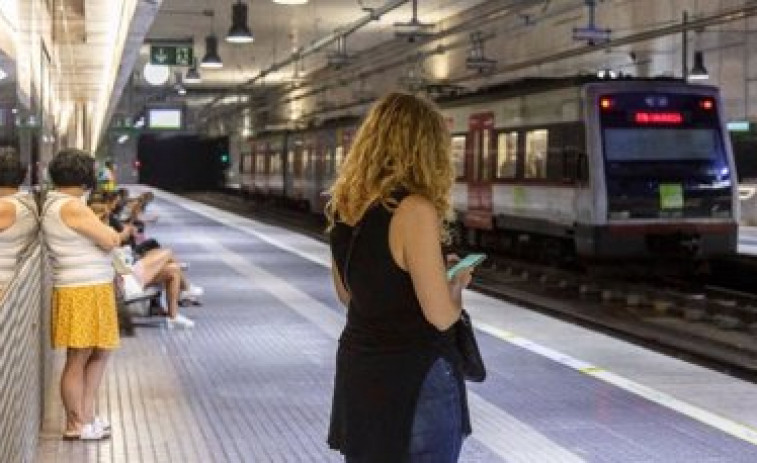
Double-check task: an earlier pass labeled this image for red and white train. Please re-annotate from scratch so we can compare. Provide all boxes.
[240,77,739,260]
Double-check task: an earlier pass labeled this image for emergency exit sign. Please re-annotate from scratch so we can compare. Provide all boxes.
[150,45,193,66]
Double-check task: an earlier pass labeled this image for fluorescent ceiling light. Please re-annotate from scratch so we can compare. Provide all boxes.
[273,0,309,4]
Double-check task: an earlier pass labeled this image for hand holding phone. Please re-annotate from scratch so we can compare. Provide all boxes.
[446,253,487,280]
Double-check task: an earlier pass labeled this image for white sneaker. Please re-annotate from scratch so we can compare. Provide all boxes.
[167,314,195,329]
[180,285,203,300]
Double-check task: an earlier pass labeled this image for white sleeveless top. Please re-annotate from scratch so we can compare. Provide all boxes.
[42,191,114,287]
[0,192,38,288]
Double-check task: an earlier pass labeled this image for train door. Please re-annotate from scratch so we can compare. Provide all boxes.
[284,135,297,199]
[301,138,313,208]
[465,112,495,230]
[255,142,270,195]
[311,130,325,214]
[241,141,253,194]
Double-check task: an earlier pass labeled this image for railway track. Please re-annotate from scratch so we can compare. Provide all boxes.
[184,190,757,381]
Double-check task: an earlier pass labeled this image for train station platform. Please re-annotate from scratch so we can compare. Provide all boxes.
[37,188,757,463]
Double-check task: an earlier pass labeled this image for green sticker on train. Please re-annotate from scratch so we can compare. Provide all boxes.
[659,184,683,209]
[513,186,525,209]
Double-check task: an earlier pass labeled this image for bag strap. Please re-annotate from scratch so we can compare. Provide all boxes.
[342,221,363,294]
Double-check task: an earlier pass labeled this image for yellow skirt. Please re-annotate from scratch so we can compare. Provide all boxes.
[52,283,120,349]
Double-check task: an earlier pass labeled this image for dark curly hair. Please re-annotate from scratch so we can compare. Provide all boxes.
[48,149,96,189]
[0,146,26,187]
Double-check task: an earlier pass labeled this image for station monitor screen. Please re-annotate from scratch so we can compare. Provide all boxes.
[148,108,183,130]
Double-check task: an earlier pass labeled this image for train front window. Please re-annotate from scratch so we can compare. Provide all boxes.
[604,128,719,162]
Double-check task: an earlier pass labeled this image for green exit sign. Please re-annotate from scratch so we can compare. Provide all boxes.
[150,45,194,66]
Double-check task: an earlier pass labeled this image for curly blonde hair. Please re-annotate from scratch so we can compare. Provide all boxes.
[326,92,454,241]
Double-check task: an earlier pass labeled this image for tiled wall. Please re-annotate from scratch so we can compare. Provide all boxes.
[0,242,49,463]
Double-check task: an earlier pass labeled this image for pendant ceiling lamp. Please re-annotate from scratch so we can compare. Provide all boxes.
[227,1,254,43]
[201,34,223,68]
[689,51,709,80]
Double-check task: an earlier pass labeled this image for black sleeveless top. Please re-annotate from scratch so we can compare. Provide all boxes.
[327,194,471,462]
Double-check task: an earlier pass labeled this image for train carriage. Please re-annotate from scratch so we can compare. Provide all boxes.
[239,77,737,261]
[441,77,738,259]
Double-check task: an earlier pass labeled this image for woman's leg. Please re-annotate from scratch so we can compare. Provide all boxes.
[409,358,463,463]
[134,249,174,287]
[82,348,111,424]
[61,348,93,433]
[152,263,182,318]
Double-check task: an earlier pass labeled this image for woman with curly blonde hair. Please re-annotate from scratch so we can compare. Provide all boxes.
[326,92,473,463]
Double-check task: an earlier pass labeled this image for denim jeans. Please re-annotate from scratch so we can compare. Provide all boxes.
[344,358,464,463]
[408,357,463,463]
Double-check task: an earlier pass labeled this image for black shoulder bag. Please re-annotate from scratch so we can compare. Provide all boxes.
[455,309,486,382]
[342,221,486,382]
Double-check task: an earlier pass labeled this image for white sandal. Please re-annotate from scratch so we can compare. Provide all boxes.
[79,421,110,440]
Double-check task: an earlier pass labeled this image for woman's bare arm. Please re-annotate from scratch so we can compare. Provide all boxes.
[0,201,15,231]
[392,195,470,331]
[60,200,120,251]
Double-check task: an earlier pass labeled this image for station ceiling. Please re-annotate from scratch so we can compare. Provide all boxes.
[143,0,491,88]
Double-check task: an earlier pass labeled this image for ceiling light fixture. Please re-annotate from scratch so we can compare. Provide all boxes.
[273,0,309,4]
[201,34,223,68]
[185,58,202,83]
[465,32,496,74]
[328,35,353,68]
[143,62,171,86]
[689,51,709,80]
[394,0,434,43]
[227,1,254,43]
[174,72,187,95]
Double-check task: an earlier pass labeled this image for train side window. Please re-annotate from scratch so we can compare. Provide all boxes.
[451,135,466,179]
[326,148,334,176]
[303,148,311,175]
[546,126,565,182]
[285,150,292,175]
[525,129,548,179]
[256,152,266,174]
[271,153,282,175]
[335,146,345,173]
[496,132,517,179]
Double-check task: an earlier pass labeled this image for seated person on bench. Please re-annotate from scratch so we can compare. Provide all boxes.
[90,203,201,330]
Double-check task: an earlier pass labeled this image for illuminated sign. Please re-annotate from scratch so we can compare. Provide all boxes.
[150,45,193,66]
[727,121,750,132]
[148,108,183,130]
[634,112,683,124]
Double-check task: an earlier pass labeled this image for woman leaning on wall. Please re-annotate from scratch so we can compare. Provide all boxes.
[42,149,121,441]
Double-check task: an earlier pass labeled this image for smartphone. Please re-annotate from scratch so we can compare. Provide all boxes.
[446,253,487,280]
